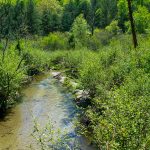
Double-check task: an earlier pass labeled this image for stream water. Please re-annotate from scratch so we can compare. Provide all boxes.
[0,74,95,150]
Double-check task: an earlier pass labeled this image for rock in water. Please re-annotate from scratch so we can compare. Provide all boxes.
[51,71,61,79]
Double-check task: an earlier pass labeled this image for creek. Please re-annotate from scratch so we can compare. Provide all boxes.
[0,73,95,150]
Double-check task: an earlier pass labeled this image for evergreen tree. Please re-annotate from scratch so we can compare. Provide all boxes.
[98,0,117,28]
[89,0,100,35]
[62,0,80,31]
[0,2,14,39]
[41,9,51,35]
[13,0,27,37]
[117,0,128,32]
[39,0,62,35]
[26,0,41,34]
[78,0,91,21]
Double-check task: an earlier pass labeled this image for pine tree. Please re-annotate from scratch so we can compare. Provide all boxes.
[26,0,41,34]
[0,2,14,39]
[62,0,80,31]
[39,0,62,34]
[13,0,26,37]
[41,9,51,35]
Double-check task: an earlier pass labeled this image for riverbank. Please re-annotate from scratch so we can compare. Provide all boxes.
[0,35,150,149]
[0,40,52,114]
[47,37,150,149]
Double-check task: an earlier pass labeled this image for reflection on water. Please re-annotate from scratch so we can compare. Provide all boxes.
[0,74,95,150]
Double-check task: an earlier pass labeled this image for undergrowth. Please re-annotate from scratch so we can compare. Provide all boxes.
[47,36,150,150]
[0,35,150,149]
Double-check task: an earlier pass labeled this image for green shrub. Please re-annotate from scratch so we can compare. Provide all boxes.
[86,29,113,50]
[78,38,150,150]
[63,50,88,78]
[32,35,150,150]
[0,39,53,112]
[22,40,51,75]
[48,49,89,78]
[0,46,25,112]
[134,6,150,33]
[1,35,149,149]
[79,46,126,96]
[79,52,103,96]
[41,32,69,50]
[91,71,150,149]
[105,20,121,35]
[48,50,67,70]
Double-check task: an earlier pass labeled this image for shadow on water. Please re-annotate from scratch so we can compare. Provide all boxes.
[59,95,78,125]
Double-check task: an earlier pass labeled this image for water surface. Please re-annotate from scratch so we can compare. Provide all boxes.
[0,74,94,150]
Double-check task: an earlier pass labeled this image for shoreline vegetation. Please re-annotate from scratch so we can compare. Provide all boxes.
[0,34,150,149]
[0,0,150,149]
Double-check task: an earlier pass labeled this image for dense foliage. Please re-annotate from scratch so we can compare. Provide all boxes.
[0,0,150,149]
[46,36,150,149]
[0,0,150,37]
[0,39,51,113]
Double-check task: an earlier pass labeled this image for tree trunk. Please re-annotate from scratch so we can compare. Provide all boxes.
[127,0,138,48]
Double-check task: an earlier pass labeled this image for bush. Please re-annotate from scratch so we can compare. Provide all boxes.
[0,39,52,112]
[79,39,150,149]
[0,46,25,112]
[105,20,121,35]
[23,46,51,75]
[48,49,89,78]
[79,52,103,96]
[92,72,150,149]
[1,35,149,149]
[46,36,150,149]
[63,50,88,78]
[41,32,69,50]
[86,29,113,50]
[79,46,126,97]
[49,50,67,70]
[134,6,150,33]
